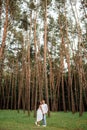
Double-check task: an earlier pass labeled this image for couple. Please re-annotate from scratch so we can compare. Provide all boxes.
[35,99,48,127]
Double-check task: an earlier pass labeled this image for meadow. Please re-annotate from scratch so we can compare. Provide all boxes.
[0,110,87,130]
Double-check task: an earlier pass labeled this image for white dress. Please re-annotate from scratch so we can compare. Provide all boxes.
[36,106,43,122]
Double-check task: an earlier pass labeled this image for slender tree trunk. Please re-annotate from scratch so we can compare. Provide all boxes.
[0,0,9,109]
[31,72,35,110]
[49,58,53,111]
[66,53,75,113]
[44,0,50,116]
[14,60,19,110]
[0,0,9,60]
[38,58,43,101]
[6,75,11,109]
[56,74,60,111]
[11,72,14,109]
[59,37,66,112]
[74,73,79,111]
[79,57,83,116]
[26,40,31,116]
[18,72,23,112]
[18,37,24,112]
[13,75,16,109]
[2,80,5,109]
[34,11,38,117]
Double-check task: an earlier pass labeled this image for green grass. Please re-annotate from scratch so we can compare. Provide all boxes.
[0,110,87,130]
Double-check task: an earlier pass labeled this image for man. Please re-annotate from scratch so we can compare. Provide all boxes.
[41,99,48,127]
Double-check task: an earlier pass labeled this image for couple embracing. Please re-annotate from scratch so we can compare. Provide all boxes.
[35,100,48,127]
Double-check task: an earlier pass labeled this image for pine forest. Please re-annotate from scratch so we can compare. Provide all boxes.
[0,0,87,116]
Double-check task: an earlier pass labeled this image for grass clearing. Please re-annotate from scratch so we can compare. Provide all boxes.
[0,110,87,130]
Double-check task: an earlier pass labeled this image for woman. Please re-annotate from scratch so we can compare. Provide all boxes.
[35,101,43,126]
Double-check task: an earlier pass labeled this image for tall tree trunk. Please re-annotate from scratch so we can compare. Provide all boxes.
[31,72,35,110]
[74,73,79,111]
[14,60,19,110]
[78,56,83,116]
[49,58,53,111]
[65,52,75,113]
[37,41,43,101]
[0,0,9,109]
[56,73,60,111]
[6,74,11,109]
[26,39,31,116]
[59,34,66,112]
[0,0,9,60]
[34,11,38,117]
[60,53,66,112]
[18,37,24,112]
[11,72,14,109]
[14,71,17,110]
[44,0,50,116]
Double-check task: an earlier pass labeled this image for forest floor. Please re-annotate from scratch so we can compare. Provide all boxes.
[0,110,87,130]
